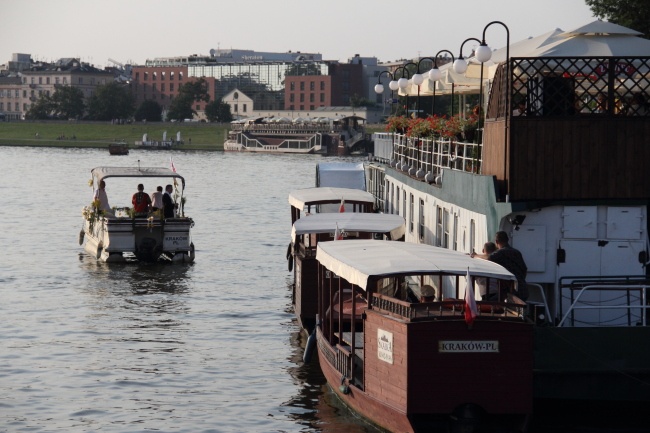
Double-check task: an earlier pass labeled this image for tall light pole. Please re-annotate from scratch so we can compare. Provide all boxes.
[474,21,510,198]
[427,50,455,115]
[374,70,395,116]
[452,37,481,117]
[412,57,437,117]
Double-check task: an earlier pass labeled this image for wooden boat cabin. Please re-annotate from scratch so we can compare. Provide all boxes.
[314,240,533,432]
[290,213,405,331]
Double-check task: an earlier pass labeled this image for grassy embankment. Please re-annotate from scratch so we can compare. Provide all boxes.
[0,121,387,151]
[0,121,229,150]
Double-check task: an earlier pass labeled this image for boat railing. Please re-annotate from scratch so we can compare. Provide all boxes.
[558,284,649,327]
[371,293,526,321]
[231,123,339,134]
[372,133,482,181]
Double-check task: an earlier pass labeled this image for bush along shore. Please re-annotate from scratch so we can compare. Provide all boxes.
[0,120,229,150]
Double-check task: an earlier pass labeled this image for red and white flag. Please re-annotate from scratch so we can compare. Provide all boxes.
[464,268,478,326]
[334,223,343,240]
[339,198,345,213]
[170,157,177,173]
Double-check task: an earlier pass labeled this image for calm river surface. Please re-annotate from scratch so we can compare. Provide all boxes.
[0,146,645,433]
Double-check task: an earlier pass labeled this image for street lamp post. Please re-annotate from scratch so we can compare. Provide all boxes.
[374,70,395,116]
[412,57,437,117]
[428,50,454,115]
[474,21,510,198]
[452,37,481,117]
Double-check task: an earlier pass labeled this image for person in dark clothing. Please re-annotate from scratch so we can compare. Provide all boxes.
[471,231,528,300]
[162,184,177,218]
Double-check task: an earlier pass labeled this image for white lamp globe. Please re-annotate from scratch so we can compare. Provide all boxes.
[374,83,385,94]
[398,77,408,89]
[475,43,492,63]
[412,73,424,86]
[453,57,468,74]
[389,80,399,91]
[428,67,442,81]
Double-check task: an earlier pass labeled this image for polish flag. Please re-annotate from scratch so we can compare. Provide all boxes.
[464,268,478,326]
[334,223,343,240]
[339,198,345,213]
[170,157,177,173]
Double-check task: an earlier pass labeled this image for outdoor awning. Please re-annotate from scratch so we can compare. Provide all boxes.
[288,187,375,210]
[316,240,515,290]
[292,213,405,243]
[91,167,185,190]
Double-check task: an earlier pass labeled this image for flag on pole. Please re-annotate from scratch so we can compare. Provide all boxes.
[334,223,343,240]
[464,267,478,326]
[339,198,345,213]
[170,157,177,173]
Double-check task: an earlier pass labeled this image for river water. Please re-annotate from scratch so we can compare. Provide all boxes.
[0,146,646,433]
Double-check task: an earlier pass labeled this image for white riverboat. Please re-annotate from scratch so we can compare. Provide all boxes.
[366,19,650,404]
[80,166,195,263]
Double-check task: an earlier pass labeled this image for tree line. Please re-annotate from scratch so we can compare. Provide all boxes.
[25,78,233,123]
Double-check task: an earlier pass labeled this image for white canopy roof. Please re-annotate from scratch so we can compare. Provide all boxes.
[316,240,515,290]
[292,213,405,243]
[91,166,185,189]
[403,20,650,97]
[288,187,375,210]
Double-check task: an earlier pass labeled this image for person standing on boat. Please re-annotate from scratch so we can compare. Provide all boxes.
[162,184,177,219]
[151,186,163,212]
[132,184,152,216]
[471,231,528,300]
[475,242,499,300]
[93,180,112,215]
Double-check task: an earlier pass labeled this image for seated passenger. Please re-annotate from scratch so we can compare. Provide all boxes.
[151,186,163,211]
[420,284,436,303]
[132,183,152,216]
[475,242,499,301]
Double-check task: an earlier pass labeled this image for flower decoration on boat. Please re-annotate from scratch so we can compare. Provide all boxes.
[385,116,410,134]
[82,199,104,230]
[88,179,94,187]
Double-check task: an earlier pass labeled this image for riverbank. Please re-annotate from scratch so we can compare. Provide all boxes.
[0,121,228,150]
[0,120,387,151]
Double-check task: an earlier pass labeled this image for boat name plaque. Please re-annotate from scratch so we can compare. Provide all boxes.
[438,340,499,353]
[377,329,393,364]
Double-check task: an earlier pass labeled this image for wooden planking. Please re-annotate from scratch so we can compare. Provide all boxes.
[484,116,650,202]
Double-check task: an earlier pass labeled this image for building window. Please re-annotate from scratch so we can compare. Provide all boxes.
[170,71,174,78]
[289,105,294,110]
[153,83,157,91]
[38,77,42,84]
[63,77,67,84]
[55,77,60,84]
[442,209,450,248]
[243,103,247,113]
[300,94,304,102]
[179,72,183,80]
[403,190,406,219]
[289,94,294,102]
[31,77,35,84]
[310,105,315,110]
[135,72,140,80]
[144,72,148,81]
[161,83,165,92]
[300,82,304,91]
[300,105,304,110]
[170,83,174,92]
[23,90,27,98]
[396,187,400,216]
[290,82,295,91]
[161,72,165,80]
[436,206,442,246]
[78,77,83,84]
[153,72,157,80]
[470,219,476,253]
[418,199,425,241]
[309,93,314,102]
[46,77,50,84]
[453,214,458,251]
[310,81,315,91]
[409,193,414,233]
[320,81,325,90]
[320,93,325,102]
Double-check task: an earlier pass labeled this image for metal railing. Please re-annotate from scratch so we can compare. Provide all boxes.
[558,284,649,327]
[373,133,482,181]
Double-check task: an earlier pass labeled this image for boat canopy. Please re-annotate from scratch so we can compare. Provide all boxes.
[288,187,374,209]
[316,240,516,290]
[316,162,366,190]
[91,167,185,190]
[292,213,405,243]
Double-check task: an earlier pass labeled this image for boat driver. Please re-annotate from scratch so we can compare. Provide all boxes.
[132,183,152,216]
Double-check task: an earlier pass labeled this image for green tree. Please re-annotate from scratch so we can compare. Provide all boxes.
[25,94,53,120]
[49,85,85,119]
[134,100,163,122]
[585,0,650,36]
[166,78,210,121]
[87,82,134,120]
[205,99,233,123]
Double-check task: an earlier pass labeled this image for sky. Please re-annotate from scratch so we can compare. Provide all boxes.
[2,0,596,68]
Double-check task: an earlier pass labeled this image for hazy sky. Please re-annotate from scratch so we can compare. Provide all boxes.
[3,0,595,68]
